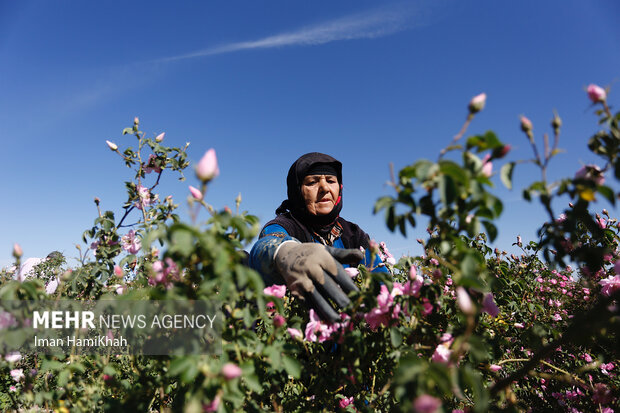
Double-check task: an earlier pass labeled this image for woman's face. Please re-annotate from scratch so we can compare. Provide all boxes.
[301,174,340,216]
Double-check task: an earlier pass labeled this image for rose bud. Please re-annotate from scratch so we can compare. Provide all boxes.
[468,93,487,114]
[587,84,606,103]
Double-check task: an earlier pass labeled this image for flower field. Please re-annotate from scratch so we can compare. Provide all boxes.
[1,85,619,412]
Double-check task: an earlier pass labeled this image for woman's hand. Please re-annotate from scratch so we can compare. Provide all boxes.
[274,242,362,322]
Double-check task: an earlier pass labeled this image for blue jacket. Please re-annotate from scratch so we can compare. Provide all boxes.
[249,214,388,286]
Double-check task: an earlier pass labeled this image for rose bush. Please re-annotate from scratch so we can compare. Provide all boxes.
[0,87,618,412]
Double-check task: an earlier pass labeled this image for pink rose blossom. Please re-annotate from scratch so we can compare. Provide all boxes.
[114,265,123,278]
[121,230,142,255]
[597,217,607,229]
[482,292,500,318]
[575,164,605,186]
[364,307,391,330]
[339,396,354,409]
[287,328,303,340]
[188,185,203,200]
[405,267,424,297]
[489,364,502,372]
[203,395,221,412]
[144,154,162,174]
[422,299,434,315]
[263,284,286,298]
[552,313,562,321]
[10,369,24,382]
[273,314,286,328]
[345,267,359,278]
[155,132,165,142]
[587,84,607,103]
[431,344,452,364]
[149,258,180,288]
[376,285,394,309]
[481,154,493,177]
[456,287,475,315]
[413,394,442,413]
[196,148,220,182]
[221,363,242,380]
[135,185,155,209]
[305,309,334,342]
[599,275,620,296]
[593,383,613,404]
[514,323,524,329]
[9,386,16,392]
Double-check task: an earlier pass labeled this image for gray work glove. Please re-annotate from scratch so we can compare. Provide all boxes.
[274,242,362,323]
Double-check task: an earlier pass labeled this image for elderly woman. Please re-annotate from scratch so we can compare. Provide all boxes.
[249,152,387,322]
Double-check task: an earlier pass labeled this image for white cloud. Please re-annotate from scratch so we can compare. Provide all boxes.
[157,4,426,62]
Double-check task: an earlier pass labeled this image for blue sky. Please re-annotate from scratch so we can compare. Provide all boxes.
[1,1,619,268]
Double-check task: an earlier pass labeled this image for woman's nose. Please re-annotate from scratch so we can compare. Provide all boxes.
[318,176,329,191]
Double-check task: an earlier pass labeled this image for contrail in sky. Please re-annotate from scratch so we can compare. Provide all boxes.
[156,4,426,62]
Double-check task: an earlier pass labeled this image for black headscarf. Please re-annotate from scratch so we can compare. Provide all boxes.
[275,152,343,229]
[265,153,370,249]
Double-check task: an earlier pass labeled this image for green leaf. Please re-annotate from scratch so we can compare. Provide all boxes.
[374,196,393,214]
[122,127,133,135]
[481,220,498,242]
[413,160,435,181]
[168,357,198,382]
[460,254,478,280]
[282,355,301,379]
[597,185,616,206]
[439,161,467,184]
[386,205,396,232]
[461,365,489,412]
[466,130,502,152]
[243,373,263,394]
[169,227,194,257]
[500,162,515,190]
[390,327,403,347]
[439,174,456,206]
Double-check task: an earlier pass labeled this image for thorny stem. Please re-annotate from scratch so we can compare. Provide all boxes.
[602,101,613,119]
[439,113,474,161]
[497,358,587,386]
[388,162,397,189]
